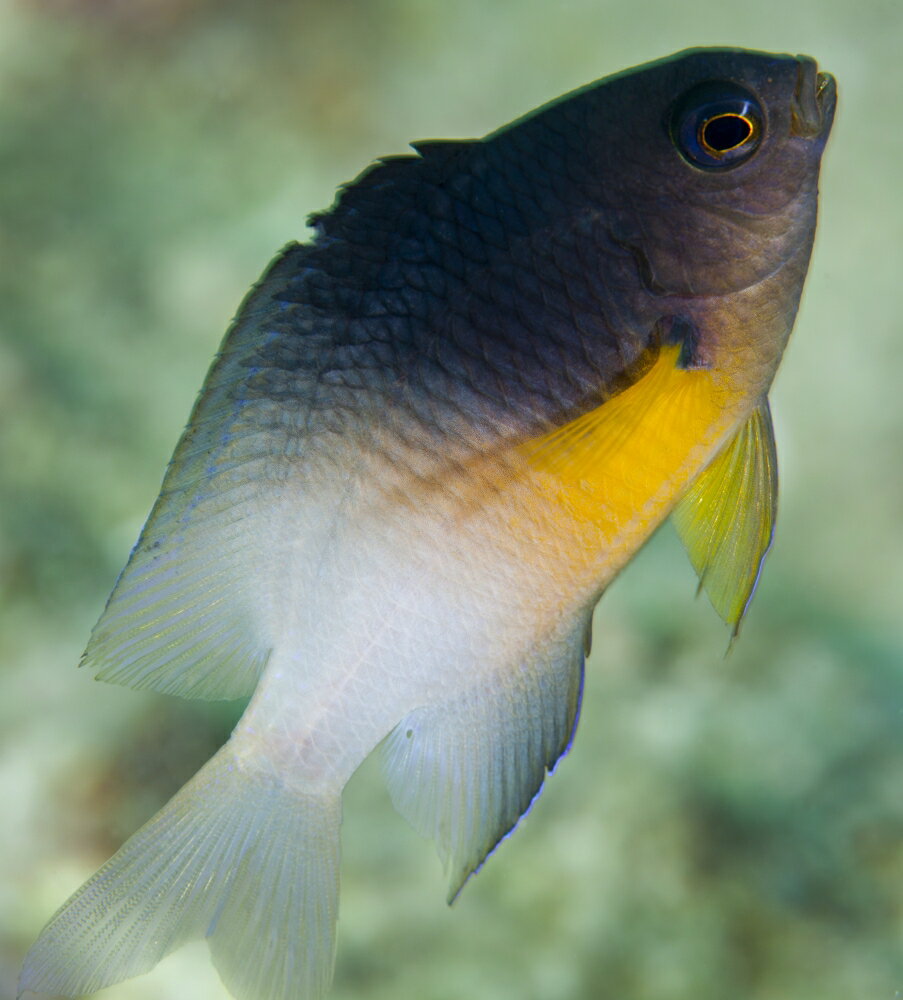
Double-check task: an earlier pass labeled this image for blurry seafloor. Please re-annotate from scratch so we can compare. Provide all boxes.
[2,1,903,998]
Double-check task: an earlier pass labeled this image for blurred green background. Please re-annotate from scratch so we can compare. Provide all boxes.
[2,1,902,998]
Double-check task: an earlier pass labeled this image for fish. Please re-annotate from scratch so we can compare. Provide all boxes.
[20,46,835,1000]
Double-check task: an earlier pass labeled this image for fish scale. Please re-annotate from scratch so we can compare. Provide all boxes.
[21,47,834,1000]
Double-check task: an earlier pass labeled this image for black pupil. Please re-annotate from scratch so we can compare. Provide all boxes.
[702,114,752,153]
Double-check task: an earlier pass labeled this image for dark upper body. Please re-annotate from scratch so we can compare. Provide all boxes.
[229,48,834,460]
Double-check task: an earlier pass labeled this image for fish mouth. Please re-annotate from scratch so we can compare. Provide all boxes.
[790,56,836,138]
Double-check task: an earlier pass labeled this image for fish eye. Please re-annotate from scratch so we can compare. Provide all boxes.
[670,81,763,170]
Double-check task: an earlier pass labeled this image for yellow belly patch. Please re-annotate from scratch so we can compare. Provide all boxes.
[520,345,734,547]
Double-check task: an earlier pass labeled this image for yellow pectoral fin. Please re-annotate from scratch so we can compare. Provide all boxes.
[671,398,778,635]
[521,344,730,534]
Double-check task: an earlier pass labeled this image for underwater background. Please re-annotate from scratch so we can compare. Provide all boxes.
[2,0,901,997]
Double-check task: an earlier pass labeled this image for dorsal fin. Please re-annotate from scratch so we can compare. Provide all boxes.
[307,154,423,234]
[79,248,318,701]
[410,139,475,162]
[308,138,480,239]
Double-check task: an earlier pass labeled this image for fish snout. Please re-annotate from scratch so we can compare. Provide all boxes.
[790,56,836,138]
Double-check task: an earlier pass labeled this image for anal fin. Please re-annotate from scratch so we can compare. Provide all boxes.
[380,619,587,901]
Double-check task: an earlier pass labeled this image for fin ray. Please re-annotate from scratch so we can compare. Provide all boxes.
[81,254,311,701]
[380,620,587,901]
[83,458,271,699]
[671,398,778,633]
[18,747,341,1000]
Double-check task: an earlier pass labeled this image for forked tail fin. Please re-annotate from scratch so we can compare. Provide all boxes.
[19,746,342,1000]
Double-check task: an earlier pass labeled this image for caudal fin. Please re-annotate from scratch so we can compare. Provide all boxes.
[19,746,341,1000]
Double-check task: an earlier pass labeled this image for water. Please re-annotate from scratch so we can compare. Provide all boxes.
[2,2,901,997]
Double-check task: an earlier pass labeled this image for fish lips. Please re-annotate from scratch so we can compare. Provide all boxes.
[791,56,837,139]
